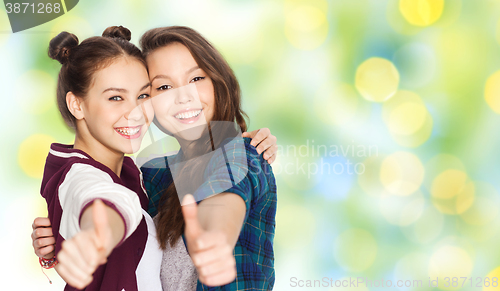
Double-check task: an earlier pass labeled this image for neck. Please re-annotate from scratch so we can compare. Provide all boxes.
[73,134,125,177]
[176,131,213,161]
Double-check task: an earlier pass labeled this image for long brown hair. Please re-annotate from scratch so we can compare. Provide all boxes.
[49,26,145,129]
[140,26,248,248]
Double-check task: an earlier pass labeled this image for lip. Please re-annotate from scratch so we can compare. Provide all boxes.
[173,108,203,124]
[114,125,143,139]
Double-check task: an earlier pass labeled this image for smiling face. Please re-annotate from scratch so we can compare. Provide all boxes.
[77,57,153,155]
[146,42,215,141]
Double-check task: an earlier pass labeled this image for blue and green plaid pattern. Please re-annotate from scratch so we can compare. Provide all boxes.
[141,137,277,290]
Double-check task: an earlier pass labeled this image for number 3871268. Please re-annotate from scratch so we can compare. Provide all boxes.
[5,3,62,14]
[443,277,498,288]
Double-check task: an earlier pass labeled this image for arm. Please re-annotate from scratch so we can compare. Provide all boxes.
[54,199,124,289]
[34,162,143,286]
[32,203,129,287]
[182,139,253,286]
[242,128,278,163]
[197,193,245,248]
[33,164,143,256]
[79,199,124,249]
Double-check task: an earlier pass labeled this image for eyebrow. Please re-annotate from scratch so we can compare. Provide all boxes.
[150,65,201,82]
[187,65,200,75]
[102,83,151,94]
[140,83,151,91]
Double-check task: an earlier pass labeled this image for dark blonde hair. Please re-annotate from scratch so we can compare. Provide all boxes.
[49,26,146,129]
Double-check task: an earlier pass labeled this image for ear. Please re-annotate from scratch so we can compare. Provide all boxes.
[66,92,85,120]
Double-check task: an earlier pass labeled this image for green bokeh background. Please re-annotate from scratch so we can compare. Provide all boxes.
[2,0,500,290]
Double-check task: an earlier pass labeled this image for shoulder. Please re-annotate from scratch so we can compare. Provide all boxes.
[140,156,169,170]
[61,162,118,190]
[242,137,260,157]
[212,137,272,175]
[140,156,170,180]
[123,156,140,173]
[140,156,174,196]
[223,137,275,190]
[216,137,260,160]
[49,156,116,185]
[46,143,118,182]
[240,138,276,197]
[241,137,272,174]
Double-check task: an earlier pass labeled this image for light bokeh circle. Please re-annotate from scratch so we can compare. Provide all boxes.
[285,5,329,50]
[460,182,500,226]
[399,0,445,27]
[483,267,500,291]
[387,102,427,135]
[18,134,56,179]
[382,90,433,147]
[431,169,467,200]
[428,245,473,290]
[355,58,400,102]
[380,151,425,196]
[379,191,425,226]
[485,70,500,114]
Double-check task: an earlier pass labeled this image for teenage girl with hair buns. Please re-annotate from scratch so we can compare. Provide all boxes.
[41,26,161,290]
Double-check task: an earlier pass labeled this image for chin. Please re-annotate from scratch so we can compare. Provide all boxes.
[171,123,208,141]
[177,130,205,141]
[119,146,135,155]
[131,142,144,154]
[119,140,143,155]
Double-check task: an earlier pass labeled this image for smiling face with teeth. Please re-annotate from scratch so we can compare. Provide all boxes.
[74,57,154,158]
[147,43,215,141]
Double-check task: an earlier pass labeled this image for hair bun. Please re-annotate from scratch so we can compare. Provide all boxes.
[48,31,79,64]
[102,26,131,41]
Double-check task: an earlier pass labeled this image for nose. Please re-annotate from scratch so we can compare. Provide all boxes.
[174,85,194,105]
[124,102,145,122]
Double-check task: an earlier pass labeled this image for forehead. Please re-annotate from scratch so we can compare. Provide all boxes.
[91,57,149,90]
[146,43,198,71]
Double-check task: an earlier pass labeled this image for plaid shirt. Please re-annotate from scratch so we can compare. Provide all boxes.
[141,137,277,290]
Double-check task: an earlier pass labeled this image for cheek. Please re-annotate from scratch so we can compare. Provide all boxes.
[84,102,106,125]
[99,105,128,128]
[152,97,172,121]
[198,83,216,110]
[142,102,155,124]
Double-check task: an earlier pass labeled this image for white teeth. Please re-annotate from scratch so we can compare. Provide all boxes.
[175,109,202,120]
[116,127,140,136]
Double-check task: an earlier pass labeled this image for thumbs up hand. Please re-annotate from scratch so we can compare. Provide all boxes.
[56,199,116,289]
[182,194,237,287]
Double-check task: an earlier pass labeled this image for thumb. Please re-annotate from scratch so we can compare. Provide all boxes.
[241,131,251,138]
[182,194,202,245]
[92,199,110,252]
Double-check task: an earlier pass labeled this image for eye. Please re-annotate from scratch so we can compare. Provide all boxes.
[156,85,172,91]
[190,76,205,83]
[138,94,150,100]
[109,96,123,101]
